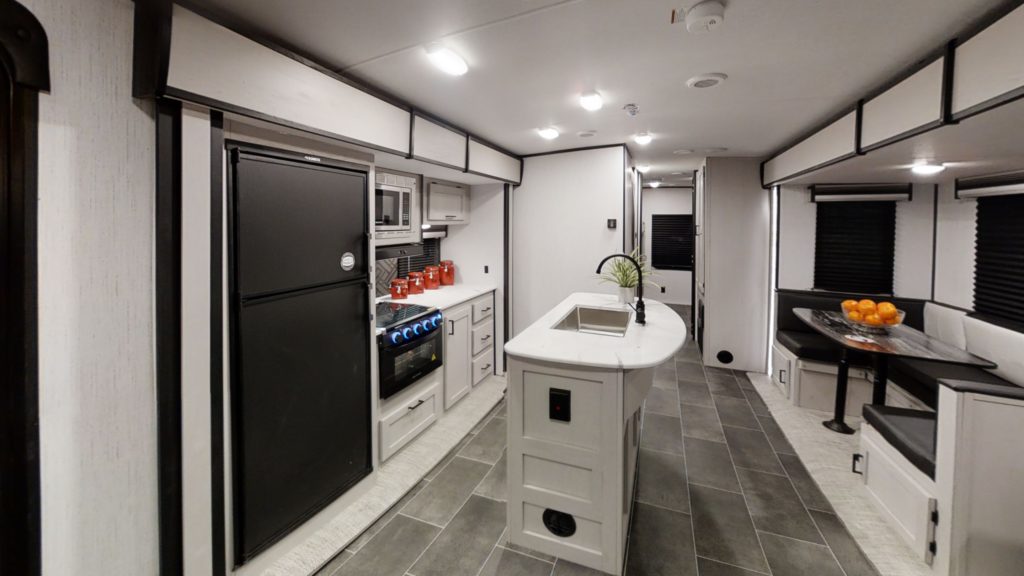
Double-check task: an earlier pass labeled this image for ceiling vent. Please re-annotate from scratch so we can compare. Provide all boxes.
[686,73,727,88]
[623,103,640,117]
[577,130,596,138]
[672,1,725,33]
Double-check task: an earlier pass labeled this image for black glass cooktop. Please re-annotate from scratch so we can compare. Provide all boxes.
[376,301,434,329]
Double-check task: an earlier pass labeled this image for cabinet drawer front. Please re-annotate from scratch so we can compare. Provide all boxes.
[380,382,440,461]
[472,320,494,355]
[472,297,494,324]
[473,352,494,385]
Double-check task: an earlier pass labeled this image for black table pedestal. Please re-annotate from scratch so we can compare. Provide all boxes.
[872,355,889,405]
[823,349,856,435]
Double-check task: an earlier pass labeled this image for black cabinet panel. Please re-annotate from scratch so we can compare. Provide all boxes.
[233,152,367,296]
[232,281,371,563]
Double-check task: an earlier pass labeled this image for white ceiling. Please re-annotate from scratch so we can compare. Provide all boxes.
[192,0,1008,186]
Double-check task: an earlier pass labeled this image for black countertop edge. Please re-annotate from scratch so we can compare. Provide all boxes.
[939,378,1024,401]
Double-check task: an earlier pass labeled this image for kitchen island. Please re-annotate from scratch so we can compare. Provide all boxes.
[504,292,687,575]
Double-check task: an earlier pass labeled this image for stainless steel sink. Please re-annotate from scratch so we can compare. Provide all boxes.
[552,305,632,337]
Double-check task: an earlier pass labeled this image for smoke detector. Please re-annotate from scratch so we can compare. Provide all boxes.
[686,73,727,88]
[623,103,640,117]
[674,1,725,33]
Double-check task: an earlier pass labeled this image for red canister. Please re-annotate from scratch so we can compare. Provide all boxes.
[423,266,440,290]
[440,260,456,286]
[389,278,408,300]
[407,271,425,294]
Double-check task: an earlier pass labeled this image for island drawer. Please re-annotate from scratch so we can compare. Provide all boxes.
[473,351,494,385]
[472,319,494,355]
[380,380,441,461]
[472,295,494,324]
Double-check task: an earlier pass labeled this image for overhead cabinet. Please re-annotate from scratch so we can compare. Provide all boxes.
[861,58,944,150]
[762,110,858,185]
[424,179,470,225]
[951,3,1024,118]
[469,139,522,184]
[412,115,466,170]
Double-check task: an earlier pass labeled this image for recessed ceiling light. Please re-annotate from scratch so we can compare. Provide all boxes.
[911,160,946,175]
[650,181,661,188]
[637,165,650,173]
[579,91,603,111]
[672,149,693,155]
[686,73,727,88]
[634,132,653,145]
[425,44,468,76]
[537,127,560,140]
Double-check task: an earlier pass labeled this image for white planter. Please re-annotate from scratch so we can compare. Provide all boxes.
[617,286,634,305]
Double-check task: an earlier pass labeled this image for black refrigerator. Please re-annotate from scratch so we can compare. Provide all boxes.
[228,145,372,565]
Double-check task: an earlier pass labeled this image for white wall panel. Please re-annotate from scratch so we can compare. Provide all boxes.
[512,147,624,334]
[952,3,1024,115]
[933,183,976,310]
[167,6,410,154]
[27,0,159,573]
[763,111,857,184]
[442,184,506,371]
[894,185,936,299]
[642,187,693,305]
[469,139,521,183]
[704,158,770,371]
[413,116,466,169]
[862,60,943,148]
[777,186,816,290]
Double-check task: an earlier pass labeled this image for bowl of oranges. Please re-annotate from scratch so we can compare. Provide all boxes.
[840,299,904,333]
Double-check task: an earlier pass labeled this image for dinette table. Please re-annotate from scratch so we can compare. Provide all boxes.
[793,308,997,434]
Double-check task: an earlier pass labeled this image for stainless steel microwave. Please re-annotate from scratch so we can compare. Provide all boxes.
[375,170,421,246]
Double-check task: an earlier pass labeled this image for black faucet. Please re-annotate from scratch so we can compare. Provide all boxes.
[596,254,646,325]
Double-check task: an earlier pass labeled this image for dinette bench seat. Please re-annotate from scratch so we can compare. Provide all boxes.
[887,357,1014,410]
[861,404,936,478]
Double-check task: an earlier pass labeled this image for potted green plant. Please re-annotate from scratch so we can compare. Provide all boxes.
[597,247,659,305]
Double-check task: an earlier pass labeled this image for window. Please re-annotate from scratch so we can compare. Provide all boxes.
[813,201,896,294]
[973,194,1024,328]
[651,214,694,271]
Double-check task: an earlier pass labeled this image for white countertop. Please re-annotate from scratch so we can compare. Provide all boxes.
[377,283,497,311]
[504,292,688,370]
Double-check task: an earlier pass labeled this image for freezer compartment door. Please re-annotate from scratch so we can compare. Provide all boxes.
[232,148,368,296]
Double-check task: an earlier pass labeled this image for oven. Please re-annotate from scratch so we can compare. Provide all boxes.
[378,311,444,399]
[375,170,421,246]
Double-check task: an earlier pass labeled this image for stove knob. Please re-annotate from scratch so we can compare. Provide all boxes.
[421,318,433,332]
[412,323,423,336]
[432,314,442,327]
[389,332,402,345]
[401,326,413,340]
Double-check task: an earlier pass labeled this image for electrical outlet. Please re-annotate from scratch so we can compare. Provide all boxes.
[484,265,489,273]
[661,286,666,293]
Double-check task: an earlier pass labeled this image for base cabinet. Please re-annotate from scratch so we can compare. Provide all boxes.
[444,304,472,409]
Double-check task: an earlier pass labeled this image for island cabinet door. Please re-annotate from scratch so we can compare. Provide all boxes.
[444,304,472,409]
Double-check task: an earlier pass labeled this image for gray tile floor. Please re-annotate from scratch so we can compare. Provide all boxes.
[316,306,880,576]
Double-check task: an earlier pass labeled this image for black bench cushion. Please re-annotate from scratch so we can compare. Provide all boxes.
[776,330,873,366]
[889,358,1013,410]
[862,404,936,479]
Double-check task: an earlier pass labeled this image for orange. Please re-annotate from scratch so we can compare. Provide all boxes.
[848,310,863,322]
[864,314,884,327]
[884,316,900,325]
[877,302,898,320]
[841,299,858,312]
[857,299,877,315]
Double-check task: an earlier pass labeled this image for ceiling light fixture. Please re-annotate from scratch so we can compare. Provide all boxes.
[634,132,653,145]
[911,160,946,175]
[686,73,727,88]
[650,181,661,188]
[425,44,468,76]
[637,165,650,173]
[579,91,603,111]
[537,127,560,140]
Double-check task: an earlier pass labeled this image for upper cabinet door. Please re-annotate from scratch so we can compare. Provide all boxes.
[424,180,470,225]
[412,115,467,170]
[468,139,521,184]
[232,149,368,297]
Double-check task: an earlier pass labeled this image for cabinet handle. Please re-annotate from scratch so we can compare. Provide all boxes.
[481,307,491,313]
[408,399,426,411]
[445,215,456,219]
[449,320,454,335]
[482,364,492,371]
[780,369,787,384]
[481,335,491,341]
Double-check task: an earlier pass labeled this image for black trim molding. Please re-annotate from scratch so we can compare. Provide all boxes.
[954,169,1024,199]
[0,3,48,574]
[809,183,913,202]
